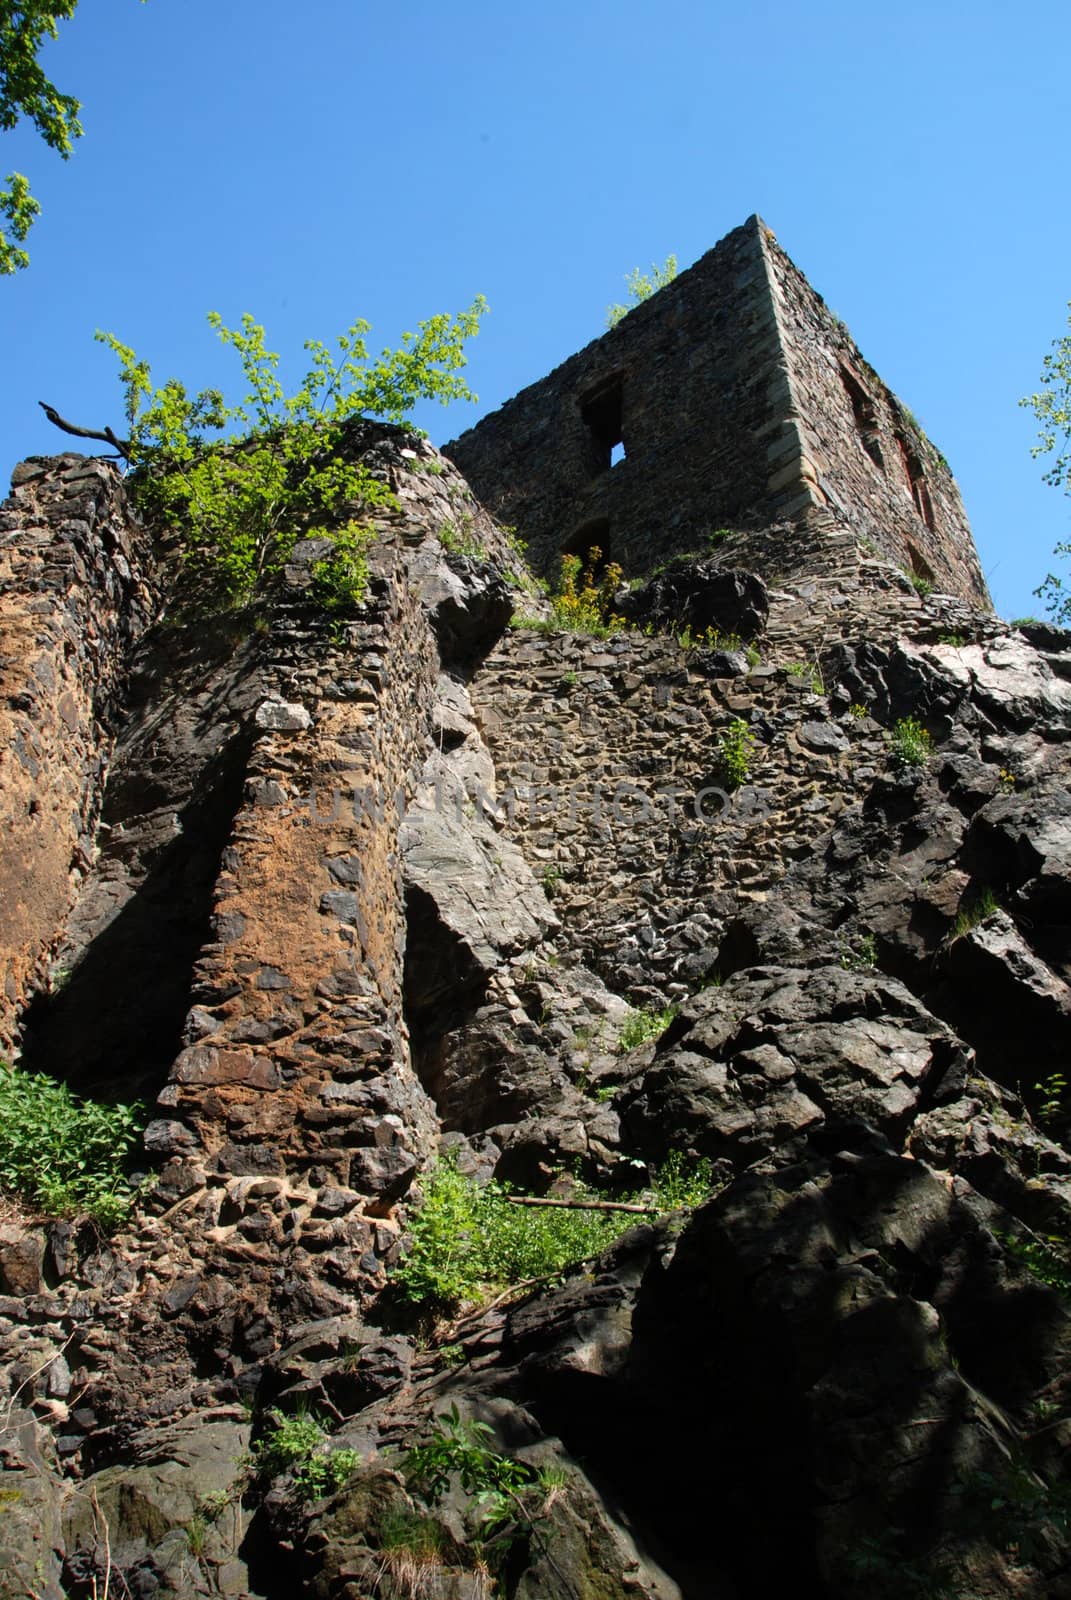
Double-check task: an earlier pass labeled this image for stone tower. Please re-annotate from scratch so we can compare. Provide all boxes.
[447,215,989,607]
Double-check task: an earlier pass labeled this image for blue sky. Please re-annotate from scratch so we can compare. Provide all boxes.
[2,0,1069,621]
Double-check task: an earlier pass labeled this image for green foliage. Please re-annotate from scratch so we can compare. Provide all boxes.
[98,298,486,609]
[1001,1233,1071,1302]
[551,547,625,636]
[650,1150,714,1210]
[437,516,485,559]
[956,1458,1071,1562]
[606,253,678,329]
[891,715,932,768]
[0,1059,142,1225]
[1022,304,1071,622]
[846,1531,953,1597]
[716,717,756,789]
[394,1152,712,1311]
[839,931,878,971]
[405,1405,534,1524]
[1034,1071,1067,1126]
[251,1409,361,1501]
[937,631,967,647]
[910,573,934,597]
[619,1003,676,1051]
[675,623,742,652]
[1,0,109,272]
[848,702,869,720]
[949,886,999,941]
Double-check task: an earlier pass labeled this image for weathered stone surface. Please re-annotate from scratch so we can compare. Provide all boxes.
[617,965,968,1167]
[448,218,986,605]
[2,260,1071,1596]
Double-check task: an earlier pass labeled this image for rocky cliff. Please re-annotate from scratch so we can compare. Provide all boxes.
[1,426,1070,1600]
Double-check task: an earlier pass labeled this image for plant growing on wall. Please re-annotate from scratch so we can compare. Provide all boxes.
[606,254,678,329]
[97,298,487,609]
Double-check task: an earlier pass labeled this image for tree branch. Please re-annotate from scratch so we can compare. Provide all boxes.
[38,401,132,461]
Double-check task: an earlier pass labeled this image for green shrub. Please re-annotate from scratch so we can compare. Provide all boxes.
[891,716,932,767]
[98,298,486,610]
[619,1004,676,1051]
[251,1408,361,1501]
[716,718,756,789]
[394,1152,712,1311]
[0,1061,142,1226]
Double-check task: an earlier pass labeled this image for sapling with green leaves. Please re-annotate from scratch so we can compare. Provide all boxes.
[97,298,487,609]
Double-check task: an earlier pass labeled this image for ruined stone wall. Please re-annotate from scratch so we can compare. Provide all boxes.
[447,216,989,608]
[446,217,785,578]
[762,230,988,604]
[0,456,157,1057]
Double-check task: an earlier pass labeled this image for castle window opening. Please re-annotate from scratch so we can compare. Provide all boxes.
[840,365,885,471]
[579,376,625,475]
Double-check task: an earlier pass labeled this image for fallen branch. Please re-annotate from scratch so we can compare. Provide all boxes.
[504,1195,657,1214]
[38,401,132,462]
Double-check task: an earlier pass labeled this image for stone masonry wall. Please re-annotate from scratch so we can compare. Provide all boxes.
[447,216,989,608]
[0,456,157,1058]
[763,229,988,603]
[0,431,526,1467]
[446,217,784,578]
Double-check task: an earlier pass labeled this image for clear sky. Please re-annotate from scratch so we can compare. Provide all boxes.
[2,0,1069,621]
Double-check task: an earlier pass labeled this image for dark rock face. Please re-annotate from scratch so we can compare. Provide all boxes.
[1,435,1070,1600]
[618,561,769,640]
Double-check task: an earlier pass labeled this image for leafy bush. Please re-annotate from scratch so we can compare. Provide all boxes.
[891,716,932,767]
[394,1152,712,1311]
[716,717,756,789]
[0,1060,142,1225]
[251,1408,361,1501]
[98,298,487,609]
[619,1004,676,1051]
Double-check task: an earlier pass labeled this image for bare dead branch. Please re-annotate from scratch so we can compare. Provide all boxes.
[38,401,132,462]
[504,1195,656,1214]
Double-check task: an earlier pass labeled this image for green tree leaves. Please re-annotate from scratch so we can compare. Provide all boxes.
[97,300,487,609]
[1022,303,1071,623]
[1,2,148,273]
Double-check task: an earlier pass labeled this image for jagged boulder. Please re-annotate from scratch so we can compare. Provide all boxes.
[617,560,769,639]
